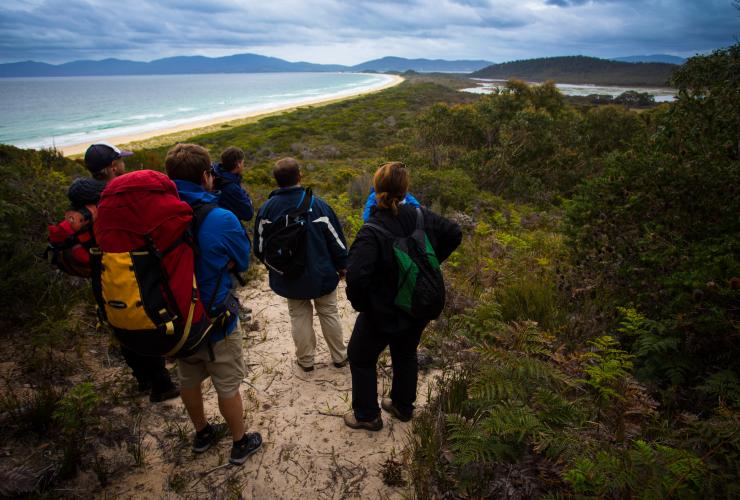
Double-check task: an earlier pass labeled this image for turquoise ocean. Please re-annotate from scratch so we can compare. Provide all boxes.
[0,72,394,150]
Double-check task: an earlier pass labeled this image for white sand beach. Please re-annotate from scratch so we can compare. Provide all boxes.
[60,74,404,156]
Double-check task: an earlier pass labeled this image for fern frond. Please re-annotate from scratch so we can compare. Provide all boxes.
[482,403,543,443]
[446,413,505,464]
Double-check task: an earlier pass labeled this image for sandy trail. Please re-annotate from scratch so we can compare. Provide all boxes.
[102,271,433,499]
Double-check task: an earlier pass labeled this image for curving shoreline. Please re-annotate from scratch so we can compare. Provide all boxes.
[60,74,404,157]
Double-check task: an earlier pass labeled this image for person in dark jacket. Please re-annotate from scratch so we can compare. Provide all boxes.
[254,157,348,372]
[165,143,262,466]
[211,147,254,223]
[68,143,179,404]
[344,162,462,430]
[211,147,254,320]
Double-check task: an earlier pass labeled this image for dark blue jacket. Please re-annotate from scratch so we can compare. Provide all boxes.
[212,163,254,222]
[254,186,348,300]
[174,180,251,341]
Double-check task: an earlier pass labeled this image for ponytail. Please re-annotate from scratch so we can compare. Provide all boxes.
[373,162,409,216]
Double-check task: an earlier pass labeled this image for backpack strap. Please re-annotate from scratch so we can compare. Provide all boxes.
[290,187,313,217]
[189,202,235,339]
[413,207,425,229]
[190,202,218,251]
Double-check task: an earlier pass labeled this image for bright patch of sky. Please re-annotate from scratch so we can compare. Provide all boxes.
[0,0,736,64]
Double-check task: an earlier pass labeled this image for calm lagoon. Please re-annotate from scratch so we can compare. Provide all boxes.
[462,78,676,102]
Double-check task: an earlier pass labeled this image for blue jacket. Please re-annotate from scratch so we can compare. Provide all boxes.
[212,163,254,222]
[361,187,421,221]
[254,186,348,300]
[174,180,251,341]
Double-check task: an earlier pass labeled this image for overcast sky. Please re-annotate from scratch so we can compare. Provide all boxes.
[0,0,737,64]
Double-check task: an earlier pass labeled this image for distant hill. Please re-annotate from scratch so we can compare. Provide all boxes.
[351,56,493,73]
[0,53,346,77]
[471,56,676,86]
[612,54,685,65]
[0,53,493,77]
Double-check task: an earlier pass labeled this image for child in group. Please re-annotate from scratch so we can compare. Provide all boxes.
[211,146,254,321]
[211,146,254,223]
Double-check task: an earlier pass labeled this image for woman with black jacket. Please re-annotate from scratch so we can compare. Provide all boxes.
[344,162,462,430]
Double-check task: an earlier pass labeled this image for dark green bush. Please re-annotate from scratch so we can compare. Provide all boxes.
[565,46,740,410]
[0,145,87,329]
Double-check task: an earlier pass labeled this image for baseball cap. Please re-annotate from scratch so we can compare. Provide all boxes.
[84,143,134,173]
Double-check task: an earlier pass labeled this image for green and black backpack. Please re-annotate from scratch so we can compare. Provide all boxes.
[366,207,446,320]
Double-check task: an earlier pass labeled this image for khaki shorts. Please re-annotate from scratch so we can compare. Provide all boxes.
[177,325,245,398]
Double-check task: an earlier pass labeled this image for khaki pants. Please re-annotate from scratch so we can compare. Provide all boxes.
[177,323,245,398]
[287,289,346,368]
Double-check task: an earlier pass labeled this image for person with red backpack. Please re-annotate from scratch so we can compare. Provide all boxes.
[64,143,179,403]
[164,143,262,465]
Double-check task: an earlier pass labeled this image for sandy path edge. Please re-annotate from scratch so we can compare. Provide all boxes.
[60,74,404,157]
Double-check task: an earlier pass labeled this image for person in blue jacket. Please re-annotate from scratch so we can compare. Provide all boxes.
[254,157,348,372]
[165,143,262,466]
[211,146,254,223]
[362,186,421,221]
[212,146,253,318]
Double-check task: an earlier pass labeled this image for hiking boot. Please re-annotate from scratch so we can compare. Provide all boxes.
[296,360,314,372]
[150,385,180,403]
[343,411,383,431]
[192,422,227,453]
[333,358,348,368]
[229,432,263,465]
[381,398,412,422]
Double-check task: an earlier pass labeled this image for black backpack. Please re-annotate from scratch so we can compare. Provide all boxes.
[366,207,446,320]
[259,187,313,279]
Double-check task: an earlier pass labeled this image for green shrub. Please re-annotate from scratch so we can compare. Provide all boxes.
[53,382,100,477]
[0,145,86,329]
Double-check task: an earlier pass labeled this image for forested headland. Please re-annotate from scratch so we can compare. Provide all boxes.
[471,55,677,86]
[0,44,737,497]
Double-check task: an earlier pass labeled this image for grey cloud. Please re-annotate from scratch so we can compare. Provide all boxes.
[544,0,588,6]
[0,0,736,64]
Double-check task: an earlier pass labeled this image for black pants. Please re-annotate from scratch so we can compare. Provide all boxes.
[347,313,425,421]
[120,345,174,393]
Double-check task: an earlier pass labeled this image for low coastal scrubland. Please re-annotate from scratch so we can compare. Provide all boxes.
[0,44,737,497]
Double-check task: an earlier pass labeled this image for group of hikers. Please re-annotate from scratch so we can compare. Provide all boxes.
[49,141,461,466]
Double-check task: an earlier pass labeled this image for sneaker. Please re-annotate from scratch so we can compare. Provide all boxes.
[296,360,314,372]
[333,359,348,368]
[192,422,227,453]
[343,411,383,431]
[150,385,180,403]
[229,432,263,465]
[381,397,412,422]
